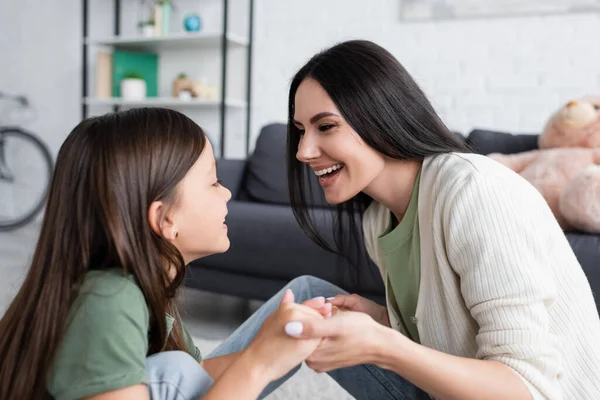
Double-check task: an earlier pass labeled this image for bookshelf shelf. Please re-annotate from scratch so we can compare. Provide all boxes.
[84,97,247,108]
[86,32,249,52]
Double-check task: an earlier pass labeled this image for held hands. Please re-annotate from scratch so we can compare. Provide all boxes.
[284,310,386,373]
[284,294,390,373]
[245,289,326,382]
[326,294,390,327]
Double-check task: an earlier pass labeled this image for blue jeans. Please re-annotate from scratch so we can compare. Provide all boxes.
[146,275,430,400]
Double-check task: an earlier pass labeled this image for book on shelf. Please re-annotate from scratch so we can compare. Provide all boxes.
[95,51,112,99]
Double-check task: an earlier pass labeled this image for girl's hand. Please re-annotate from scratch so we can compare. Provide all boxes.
[245,290,324,381]
[284,310,387,373]
[326,294,390,327]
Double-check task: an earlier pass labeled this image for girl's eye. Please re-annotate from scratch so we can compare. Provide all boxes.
[319,124,334,132]
[213,179,222,187]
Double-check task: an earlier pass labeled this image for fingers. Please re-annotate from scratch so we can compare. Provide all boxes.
[302,296,325,308]
[284,317,339,339]
[280,289,295,305]
[326,294,361,310]
[302,297,334,318]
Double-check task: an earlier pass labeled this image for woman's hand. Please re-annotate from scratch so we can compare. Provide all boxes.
[244,289,324,382]
[326,294,390,327]
[284,310,387,373]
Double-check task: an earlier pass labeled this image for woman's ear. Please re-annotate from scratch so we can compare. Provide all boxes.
[148,200,177,240]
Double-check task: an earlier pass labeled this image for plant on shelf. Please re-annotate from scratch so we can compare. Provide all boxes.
[121,72,147,101]
[137,19,155,37]
[124,72,145,80]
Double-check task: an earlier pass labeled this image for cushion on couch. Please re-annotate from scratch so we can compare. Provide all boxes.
[467,129,539,155]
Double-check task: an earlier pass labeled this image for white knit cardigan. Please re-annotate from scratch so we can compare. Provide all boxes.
[362,153,600,400]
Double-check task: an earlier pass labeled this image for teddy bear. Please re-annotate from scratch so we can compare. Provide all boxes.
[488,97,600,234]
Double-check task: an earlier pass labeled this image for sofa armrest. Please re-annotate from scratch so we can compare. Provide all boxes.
[217,159,247,200]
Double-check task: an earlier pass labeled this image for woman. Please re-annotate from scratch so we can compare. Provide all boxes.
[0,108,334,400]
[282,40,600,400]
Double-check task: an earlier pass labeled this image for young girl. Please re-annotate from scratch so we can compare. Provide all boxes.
[279,40,600,399]
[0,108,335,400]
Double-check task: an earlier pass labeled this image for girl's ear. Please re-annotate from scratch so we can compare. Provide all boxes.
[148,201,177,240]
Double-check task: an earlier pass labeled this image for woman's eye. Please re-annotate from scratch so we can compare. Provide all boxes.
[319,124,334,132]
[298,129,305,136]
[213,179,222,187]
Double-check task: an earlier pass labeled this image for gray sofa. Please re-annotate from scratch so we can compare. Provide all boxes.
[186,124,600,312]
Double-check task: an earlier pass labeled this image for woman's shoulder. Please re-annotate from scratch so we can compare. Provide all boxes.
[423,152,528,194]
[424,152,508,177]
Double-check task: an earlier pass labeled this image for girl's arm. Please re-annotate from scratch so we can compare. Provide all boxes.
[84,352,269,400]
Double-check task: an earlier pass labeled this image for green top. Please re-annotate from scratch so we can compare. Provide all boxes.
[378,169,422,343]
[47,269,201,400]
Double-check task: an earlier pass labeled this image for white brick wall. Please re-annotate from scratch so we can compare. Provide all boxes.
[250,0,600,148]
[1,0,599,156]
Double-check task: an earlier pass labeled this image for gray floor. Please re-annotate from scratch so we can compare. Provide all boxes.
[0,221,262,341]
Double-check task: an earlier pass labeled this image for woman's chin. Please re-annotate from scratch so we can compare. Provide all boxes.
[324,190,353,205]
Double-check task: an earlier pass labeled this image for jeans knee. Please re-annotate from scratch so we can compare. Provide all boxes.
[147,351,202,376]
[146,351,213,400]
[287,275,345,300]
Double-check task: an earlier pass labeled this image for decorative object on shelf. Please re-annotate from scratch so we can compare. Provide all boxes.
[173,72,192,98]
[184,14,202,32]
[172,73,218,100]
[120,72,147,100]
[138,19,155,37]
[150,0,174,36]
[159,0,172,36]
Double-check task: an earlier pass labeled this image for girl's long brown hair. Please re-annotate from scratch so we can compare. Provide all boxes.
[0,107,206,399]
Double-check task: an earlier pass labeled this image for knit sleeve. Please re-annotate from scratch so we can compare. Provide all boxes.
[444,171,562,400]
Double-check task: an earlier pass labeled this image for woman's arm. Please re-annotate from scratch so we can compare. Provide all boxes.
[374,327,532,400]
[296,169,563,400]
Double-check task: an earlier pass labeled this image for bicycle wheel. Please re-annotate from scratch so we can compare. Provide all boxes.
[0,127,53,231]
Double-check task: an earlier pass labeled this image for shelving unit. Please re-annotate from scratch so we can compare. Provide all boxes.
[81,0,254,158]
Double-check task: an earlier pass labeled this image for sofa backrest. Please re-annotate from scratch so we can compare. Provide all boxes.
[243,125,540,205]
[467,129,539,155]
[243,123,329,207]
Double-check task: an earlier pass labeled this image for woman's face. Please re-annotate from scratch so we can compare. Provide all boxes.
[294,78,386,204]
[159,140,232,264]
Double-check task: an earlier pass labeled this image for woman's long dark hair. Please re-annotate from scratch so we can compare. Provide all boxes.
[287,40,470,287]
[0,107,206,399]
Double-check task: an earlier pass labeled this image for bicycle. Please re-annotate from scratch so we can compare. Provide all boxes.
[0,91,53,231]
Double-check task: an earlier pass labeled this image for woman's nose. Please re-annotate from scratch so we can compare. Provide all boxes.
[296,133,321,163]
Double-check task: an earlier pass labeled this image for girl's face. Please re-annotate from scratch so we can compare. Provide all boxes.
[294,78,386,204]
[151,140,231,264]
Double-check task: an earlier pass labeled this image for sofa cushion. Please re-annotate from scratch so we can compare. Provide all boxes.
[244,123,329,207]
[467,129,539,155]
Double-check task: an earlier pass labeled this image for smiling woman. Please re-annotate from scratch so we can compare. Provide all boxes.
[283,39,600,400]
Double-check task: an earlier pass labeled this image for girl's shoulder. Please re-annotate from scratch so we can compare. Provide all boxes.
[66,268,150,331]
[49,268,150,399]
